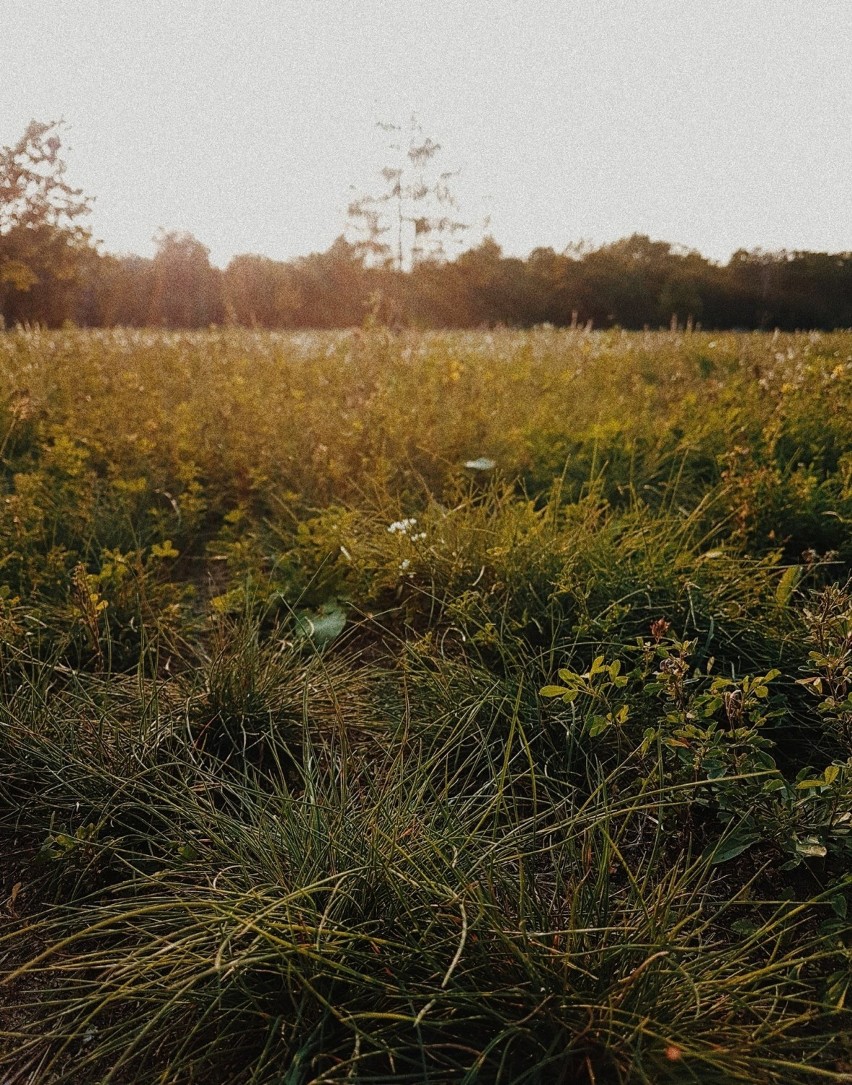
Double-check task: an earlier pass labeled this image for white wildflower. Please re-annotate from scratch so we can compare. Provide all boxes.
[388,518,417,535]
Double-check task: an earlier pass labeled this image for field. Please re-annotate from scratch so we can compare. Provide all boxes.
[0,326,851,1083]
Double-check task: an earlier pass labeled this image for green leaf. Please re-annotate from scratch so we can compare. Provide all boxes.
[150,539,180,559]
[824,764,841,786]
[294,603,347,647]
[710,831,761,864]
[775,565,801,607]
[640,727,658,753]
[731,918,758,936]
[794,836,827,859]
[540,685,568,698]
[795,779,825,790]
[830,893,848,919]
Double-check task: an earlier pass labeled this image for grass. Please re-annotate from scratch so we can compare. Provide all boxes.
[0,326,851,1082]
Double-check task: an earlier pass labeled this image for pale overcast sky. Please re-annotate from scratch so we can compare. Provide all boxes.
[3,0,851,266]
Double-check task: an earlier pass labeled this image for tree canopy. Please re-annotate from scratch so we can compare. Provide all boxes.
[1,120,851,331]
[0,121,94,325]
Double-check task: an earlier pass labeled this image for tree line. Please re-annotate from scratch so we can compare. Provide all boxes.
[2,121,851,331]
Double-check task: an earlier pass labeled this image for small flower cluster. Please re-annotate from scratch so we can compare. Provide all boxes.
[387,518,426,541]
[387,518,417,534]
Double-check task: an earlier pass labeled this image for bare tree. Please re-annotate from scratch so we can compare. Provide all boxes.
[347,115,468,271]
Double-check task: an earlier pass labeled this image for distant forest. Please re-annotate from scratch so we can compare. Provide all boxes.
[2,121,851,331]
[69,233,852,332]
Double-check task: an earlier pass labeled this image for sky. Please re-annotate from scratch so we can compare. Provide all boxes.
[3,0,851,267]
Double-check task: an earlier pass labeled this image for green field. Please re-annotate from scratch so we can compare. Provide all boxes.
[1,327,851,1083]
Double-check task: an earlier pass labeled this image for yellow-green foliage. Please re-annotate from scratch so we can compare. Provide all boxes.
[0,323,848,546]
[2,325,849,499]
[1,326,850,643]
[1,328,851,1083]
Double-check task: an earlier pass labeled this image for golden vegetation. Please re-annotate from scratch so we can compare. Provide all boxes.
[1,327,851,1083]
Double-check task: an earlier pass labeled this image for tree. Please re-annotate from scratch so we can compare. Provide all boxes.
[291,237,369,327]
[78,253,155,327]
[223,254,302,327]
[147,231,223,327]
[346,116,468,271]
[0,120,94,326]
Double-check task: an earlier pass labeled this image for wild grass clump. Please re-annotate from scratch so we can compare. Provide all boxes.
[1,327,851,1082]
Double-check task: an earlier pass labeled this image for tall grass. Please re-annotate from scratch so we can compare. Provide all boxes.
[1,327,850,1082]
